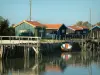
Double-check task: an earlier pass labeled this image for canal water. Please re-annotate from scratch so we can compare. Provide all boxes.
[0,51,100,75]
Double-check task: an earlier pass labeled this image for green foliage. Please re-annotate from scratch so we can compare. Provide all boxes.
[76,21,83,26]
[82,21,91,28]
[96,22,100,26]
[8,26,15,36]
[76,21,91,29]
[0,16,4,22]
[0,16,15,36]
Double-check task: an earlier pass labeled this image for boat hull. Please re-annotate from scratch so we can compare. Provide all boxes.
[61,43,72,51]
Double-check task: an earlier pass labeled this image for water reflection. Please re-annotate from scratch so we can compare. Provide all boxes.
[0,52,100,75]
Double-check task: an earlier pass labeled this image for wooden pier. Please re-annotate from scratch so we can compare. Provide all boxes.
[0,35,100,59]
[0,36,41,59]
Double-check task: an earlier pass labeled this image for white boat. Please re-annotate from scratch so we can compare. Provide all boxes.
[61,43,72,51]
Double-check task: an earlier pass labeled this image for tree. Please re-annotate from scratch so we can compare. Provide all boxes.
[75,21,91,29]
[0,16,15,36]
[0,16,4,22]
[96,22,100,26]
[8,26,15,36]
[1,19,9,36]
[76,21,83,26]
[0,16,5,35]
[82,21,91,28]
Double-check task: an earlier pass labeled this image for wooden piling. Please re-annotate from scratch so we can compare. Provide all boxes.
[0,36,2,45]
[27,47,30,68]
[0,45,3,59]
[24,46,27,69]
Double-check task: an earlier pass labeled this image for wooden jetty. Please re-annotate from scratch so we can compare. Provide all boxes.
[0,36,41,59]
[0,35,100,59]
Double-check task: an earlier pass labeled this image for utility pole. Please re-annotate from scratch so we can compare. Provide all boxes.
[89,8,92,38]
[90,8,91,28]
[30,0,32,21]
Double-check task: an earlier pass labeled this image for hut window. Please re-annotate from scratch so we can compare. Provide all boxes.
[19,30,27,33]
[83,31,86,33]
[39,30,43,32]
[62,30,65,33]
[77,31,80,35]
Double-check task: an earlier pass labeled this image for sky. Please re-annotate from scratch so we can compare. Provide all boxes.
[0,0,100,26]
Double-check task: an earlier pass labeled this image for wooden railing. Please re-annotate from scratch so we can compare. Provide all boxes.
[0,36,41,45]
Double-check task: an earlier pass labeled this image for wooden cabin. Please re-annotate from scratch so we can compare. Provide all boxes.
[44,24,67,39]
[92,25,100,31]
[91,25,100,39]
[14,20,46,38]
[66,25,89,38]
[67,26,88,34]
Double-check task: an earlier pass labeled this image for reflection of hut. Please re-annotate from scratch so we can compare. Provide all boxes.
[45,59,67,72]
[45,65,62,72]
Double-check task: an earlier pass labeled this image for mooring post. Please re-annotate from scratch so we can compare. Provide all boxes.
[64,35,66,40]
[31,37,32,46]
[4,45,6,59]
[37,37,39,54]
[18,69,20,75]
[1,36,2,44]
[28,37,29,46]
[10,36,11,44]
[35,50,39,75]
[34,51,39,75]
[93,32,95,40]
[97,31,99,39]
[19,36,20,46]
[98,31,100,39]
[0,45,3,59]
[27,47,30,68]
[24,45,27,69]
[56,35,57,40]
[85,42,86,52]
[10,36,12,49]
[82,35,84,51]
[98,31,99,39]
[24,46,30,69]
[12,37,14,49]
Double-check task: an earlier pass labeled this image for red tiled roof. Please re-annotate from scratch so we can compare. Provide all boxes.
[45,24,62,29]
[68,26,82,31]
[68,25,88,31]
[78,26,88,29]
[14,20,45,28]
[26,20,44,27]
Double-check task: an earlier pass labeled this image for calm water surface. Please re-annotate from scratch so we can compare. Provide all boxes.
[0,52,100,75]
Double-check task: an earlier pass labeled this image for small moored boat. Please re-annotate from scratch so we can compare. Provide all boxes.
[61,43,72,51]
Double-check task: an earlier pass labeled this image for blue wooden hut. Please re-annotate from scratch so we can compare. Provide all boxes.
[45,24,67,39]
[14,20,46,37]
